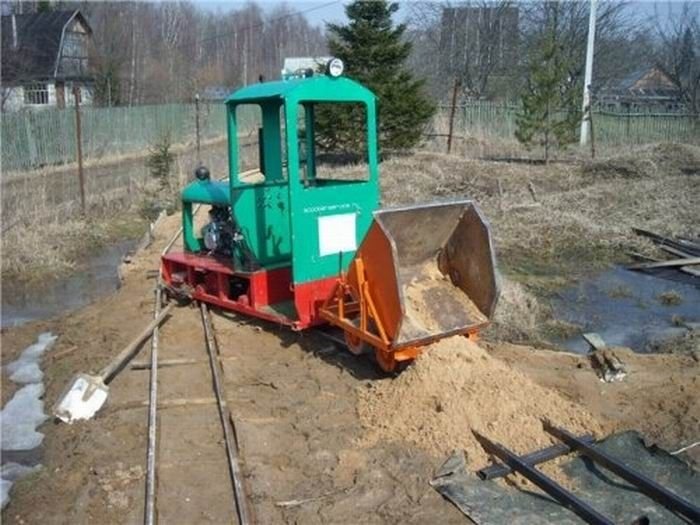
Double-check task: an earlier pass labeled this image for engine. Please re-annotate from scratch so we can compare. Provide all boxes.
[201,206,236,257]
[201,206,260,271]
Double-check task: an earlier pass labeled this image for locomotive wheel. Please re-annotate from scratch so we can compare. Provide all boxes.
[374,348,397,373]
[344,326,370,355]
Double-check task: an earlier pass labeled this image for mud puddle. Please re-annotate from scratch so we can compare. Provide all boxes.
[2,239,137,328]
[551,267,700,353]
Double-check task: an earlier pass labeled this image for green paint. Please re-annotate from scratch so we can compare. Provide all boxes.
[180,74,379,284]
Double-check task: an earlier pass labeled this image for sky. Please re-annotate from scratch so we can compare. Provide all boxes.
[192,0,688,29]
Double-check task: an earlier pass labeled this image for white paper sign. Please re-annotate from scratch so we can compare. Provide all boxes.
[318,213,357,256]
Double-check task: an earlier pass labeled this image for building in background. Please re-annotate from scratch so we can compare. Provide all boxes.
[1,10,94,112]
[439,6,519,98]
[594,66,684,113]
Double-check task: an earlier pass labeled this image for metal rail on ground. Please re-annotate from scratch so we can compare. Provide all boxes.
[143,189,253,524]
[472,431,614,525]
[144,287,162,525]
[543,422,700,523]
[477,434,596,480]
[200,302,251,525]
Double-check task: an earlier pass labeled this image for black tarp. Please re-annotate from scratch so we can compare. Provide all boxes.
[431,432,699,524]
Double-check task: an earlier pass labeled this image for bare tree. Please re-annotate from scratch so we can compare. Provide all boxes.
[520,1,631,89]
[78,1,326,106]
[407,1,517,100]
[653,1,700,114]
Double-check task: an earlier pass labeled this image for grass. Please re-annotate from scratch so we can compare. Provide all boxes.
[381,143,700,283]
[379,142,700,342]
[658,290,683,306]
[1,211,148,285]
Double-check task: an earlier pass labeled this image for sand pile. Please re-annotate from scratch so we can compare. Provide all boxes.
[358,336,604,470]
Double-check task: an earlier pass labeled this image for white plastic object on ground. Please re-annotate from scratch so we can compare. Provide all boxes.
[52,374,109,424]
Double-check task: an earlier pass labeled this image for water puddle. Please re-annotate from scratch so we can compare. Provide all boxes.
[1,239,137,328]
[551,267,700,353]
[1,332,57,509]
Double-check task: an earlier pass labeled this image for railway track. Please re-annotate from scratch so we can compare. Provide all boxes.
[142,295,250,524]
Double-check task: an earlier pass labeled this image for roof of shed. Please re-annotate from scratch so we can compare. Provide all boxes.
[226,75,375,104]
[1,10,90,82]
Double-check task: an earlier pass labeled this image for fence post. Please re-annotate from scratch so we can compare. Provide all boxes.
[447,78,460,154]
[73,86,86,215]
[589,106,596,159]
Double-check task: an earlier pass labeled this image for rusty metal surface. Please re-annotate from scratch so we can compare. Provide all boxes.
[372,199,499,347]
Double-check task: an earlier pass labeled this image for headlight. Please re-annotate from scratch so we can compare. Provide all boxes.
[327,58,344,78]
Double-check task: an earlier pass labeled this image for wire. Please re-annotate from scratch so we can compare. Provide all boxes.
[178,0,340,50]
[670,441,700,455]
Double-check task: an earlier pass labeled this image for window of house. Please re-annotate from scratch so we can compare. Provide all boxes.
[24,83,49,105]
[63,31,87,58]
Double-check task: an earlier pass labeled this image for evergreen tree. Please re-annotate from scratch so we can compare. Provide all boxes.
[315,0,435,153]
[515,27,580,163]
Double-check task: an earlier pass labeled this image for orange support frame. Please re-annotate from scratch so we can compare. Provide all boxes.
[320,255,423,372]
[319,253,482,372]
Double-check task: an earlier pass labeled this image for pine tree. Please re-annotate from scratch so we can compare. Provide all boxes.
[315,0,435,153]
[515,28,580,163]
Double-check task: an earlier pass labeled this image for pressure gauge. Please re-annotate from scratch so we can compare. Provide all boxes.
[327,58,344,77]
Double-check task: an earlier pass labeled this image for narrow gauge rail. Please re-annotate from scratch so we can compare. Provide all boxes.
[142,294,250,524]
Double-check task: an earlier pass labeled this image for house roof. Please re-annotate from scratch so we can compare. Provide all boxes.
[597,65,679,98]
[1,10,91,82]
[226,75,375,105]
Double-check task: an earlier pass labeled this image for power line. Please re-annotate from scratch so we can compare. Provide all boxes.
[177,0,341,51]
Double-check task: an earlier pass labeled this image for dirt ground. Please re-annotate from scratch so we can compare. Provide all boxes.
[2,146,699,524]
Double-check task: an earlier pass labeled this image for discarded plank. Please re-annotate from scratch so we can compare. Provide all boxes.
[654,246,700,276]
[632,228,700,257]
[658,245,696,259]
[582,333,607,352]
[111,397,217,412]
[50,345,79,361]
[628,256,700,270]
[627,251,700,277]
[131,358,203,370]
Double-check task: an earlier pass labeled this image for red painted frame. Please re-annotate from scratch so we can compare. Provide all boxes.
[161,252,336,330]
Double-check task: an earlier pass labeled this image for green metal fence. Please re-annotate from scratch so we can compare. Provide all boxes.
[1,102,263,173]
[438,102,700,146]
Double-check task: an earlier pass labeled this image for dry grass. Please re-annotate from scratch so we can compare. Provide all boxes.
[1,214,148,284]
[379,142,700,342]
[658,290,683,306]
[381,143,700,286]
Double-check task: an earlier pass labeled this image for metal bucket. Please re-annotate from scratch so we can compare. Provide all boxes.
[349,200,499,349]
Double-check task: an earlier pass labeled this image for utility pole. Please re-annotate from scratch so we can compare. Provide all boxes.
[194,93,201,164]
[73,86,86,215]
[580,0,598,146]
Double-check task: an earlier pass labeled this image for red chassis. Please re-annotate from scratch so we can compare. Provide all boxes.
[161,252,337,330]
